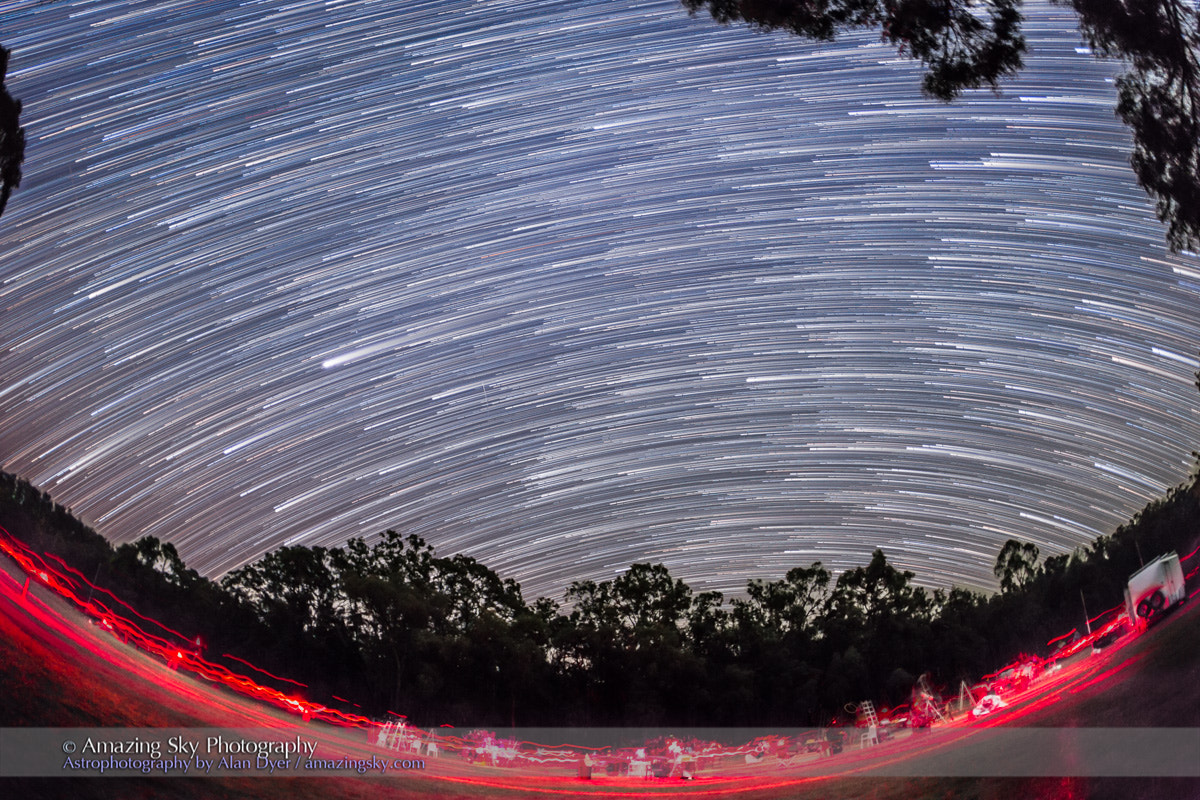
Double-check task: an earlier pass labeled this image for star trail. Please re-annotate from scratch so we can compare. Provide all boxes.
[1,0,1198,602]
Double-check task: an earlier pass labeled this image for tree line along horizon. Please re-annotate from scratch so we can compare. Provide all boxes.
[1,461,1197,729]
[1,4,1199,729]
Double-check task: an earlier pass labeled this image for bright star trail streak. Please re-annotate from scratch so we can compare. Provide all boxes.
[1,0,1198,602]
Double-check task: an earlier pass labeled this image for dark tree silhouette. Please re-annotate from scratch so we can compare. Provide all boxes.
[3,463,1199,728]
[993,538,1042,593]
[1062,0,1200,251]
[684,0,1200,251]
[1,46,26,219]
[733,561,830,636]
[682,0,1026,99]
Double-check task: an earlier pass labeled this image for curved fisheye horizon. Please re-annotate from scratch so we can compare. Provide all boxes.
[0,0,1199,605]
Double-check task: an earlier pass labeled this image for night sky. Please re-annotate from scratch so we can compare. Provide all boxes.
[1,0,1198,603]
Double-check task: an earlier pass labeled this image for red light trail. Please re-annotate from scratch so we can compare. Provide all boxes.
[2,524,1195,794]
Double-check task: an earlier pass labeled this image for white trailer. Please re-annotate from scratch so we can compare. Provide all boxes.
[1124,551,1186,628]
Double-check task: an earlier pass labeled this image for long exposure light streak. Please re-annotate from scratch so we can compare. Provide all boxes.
[1,0,1198,600]
[2,525,1197,787]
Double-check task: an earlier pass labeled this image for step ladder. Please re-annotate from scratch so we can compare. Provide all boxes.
[859,700,879,748]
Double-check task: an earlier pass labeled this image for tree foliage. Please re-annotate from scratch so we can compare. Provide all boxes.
[1061,0,1200,251]
[3,464,1198,728]
[733,561,830,638]
[0,46,24,219]
[993,538,1041,593]
[683,0,1027,98]
[684,0,1200,251]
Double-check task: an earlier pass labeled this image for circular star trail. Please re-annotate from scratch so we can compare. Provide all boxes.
[1,0,1198,602]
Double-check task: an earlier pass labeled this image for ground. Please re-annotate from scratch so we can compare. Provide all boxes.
[1,549,1197,800]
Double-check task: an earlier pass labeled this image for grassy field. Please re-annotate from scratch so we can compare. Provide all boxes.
[2,553,1197,800]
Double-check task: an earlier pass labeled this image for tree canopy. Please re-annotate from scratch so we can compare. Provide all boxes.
[684,0,1200,252]
[0,46,26,219]
[3,464,1199,728]
[993,539,1042,593]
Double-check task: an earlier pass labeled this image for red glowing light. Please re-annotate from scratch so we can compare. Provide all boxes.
[220,652,308,688]
[1046,628,1077,647]
[0,525,372,729]
[2,520,1189,790]
[1086,603,1122,626]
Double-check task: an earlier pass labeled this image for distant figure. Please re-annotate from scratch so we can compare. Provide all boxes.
[823,727,845,756]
